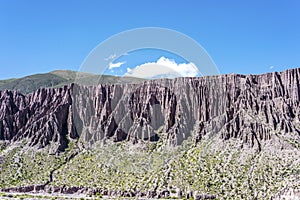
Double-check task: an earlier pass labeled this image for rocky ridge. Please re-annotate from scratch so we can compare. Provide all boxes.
[1,68,300,151]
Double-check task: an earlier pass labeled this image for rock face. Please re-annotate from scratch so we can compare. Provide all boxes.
[0,85,73,152]
[1,68,300,150]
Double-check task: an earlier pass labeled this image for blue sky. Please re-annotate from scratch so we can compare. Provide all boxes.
[104,49,189,77]
[0,0,299,79]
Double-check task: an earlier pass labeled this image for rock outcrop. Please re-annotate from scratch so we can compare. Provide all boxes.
[0,86,73,152]
[1,68,300,150]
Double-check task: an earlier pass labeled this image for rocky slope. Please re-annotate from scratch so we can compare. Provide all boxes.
[1,68,300,150]
[0,68,300,199]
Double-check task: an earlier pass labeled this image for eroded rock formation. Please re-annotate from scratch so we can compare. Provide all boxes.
[1,68,300,151]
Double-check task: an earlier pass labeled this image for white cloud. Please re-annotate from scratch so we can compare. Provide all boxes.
[125,57,199,79]
[109,61,126,69]
[269,66,274,69]
[104,54,117,61]
[127,67,132,73]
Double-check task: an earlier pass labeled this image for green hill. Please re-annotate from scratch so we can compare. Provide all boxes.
[0,70,144,94]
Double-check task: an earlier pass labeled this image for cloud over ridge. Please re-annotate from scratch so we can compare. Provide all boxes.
[125,57,199,79]
[109,61,126,69]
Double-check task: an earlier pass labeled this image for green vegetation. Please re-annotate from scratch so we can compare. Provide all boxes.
[0,141,77,188]
[0,70,145,94]
[0,134,299,199]
[52,138,300,199]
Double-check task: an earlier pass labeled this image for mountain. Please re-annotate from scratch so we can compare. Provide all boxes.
[0,69,300,199]
[0,70,144,94]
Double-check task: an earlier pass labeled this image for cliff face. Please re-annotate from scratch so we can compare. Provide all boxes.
[0,86,74,152]
[1,68,300,151]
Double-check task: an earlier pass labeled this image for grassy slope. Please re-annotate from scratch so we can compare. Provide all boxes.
[0,70,145,94]
[0,134,299,199]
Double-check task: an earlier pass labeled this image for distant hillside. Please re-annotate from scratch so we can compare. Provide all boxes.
[0,70,144,94]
